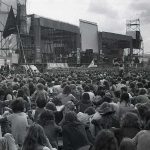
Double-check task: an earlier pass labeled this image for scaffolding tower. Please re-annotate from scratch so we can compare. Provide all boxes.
[126,19,144,62]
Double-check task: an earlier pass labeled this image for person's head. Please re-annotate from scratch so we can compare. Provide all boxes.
[29,82,35,95]
[129,82,135,89]
[63,85,71,95]
[13,77,18,82]
[136,104,148,121]
[120,138,136,150]
[96,86,104,95]
[137,82,143,88]
[94,130,118,150]
[17,89,24,98]
[52,97,62,106]
[21,85,30,96]
[65,111,77,122]
[45,102,57,111]
[38,78,46,86]
[139,88,147,95]
[38,109,55,126]
[70,84,76,91]
[114,91,120,98]
[120,112,141,129]
[84,106,95,115]
[11,97,25,113]
[82,93,90,103]
[65,101,75,112]
[36,83,44,91]
[22,123,47,150]
[121,87,128,94]
[84,85,90,92]
[36,95,47,108]
[120,93,130,104]
[97,102,115,116]
[103,96,113,103]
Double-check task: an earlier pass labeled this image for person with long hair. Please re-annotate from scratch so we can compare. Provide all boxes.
[62,111,90,150]
[57,85,77,105]
[22,123,54,150]
[94,129,118,150]
[38,109,62,149]
[131,119,150,150]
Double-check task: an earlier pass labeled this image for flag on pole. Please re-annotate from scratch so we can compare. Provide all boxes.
[3,6,17,38]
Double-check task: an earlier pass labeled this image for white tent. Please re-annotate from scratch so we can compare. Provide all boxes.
[88,60,97,68]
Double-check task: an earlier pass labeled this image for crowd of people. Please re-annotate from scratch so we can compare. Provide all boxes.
[0,67,150,150]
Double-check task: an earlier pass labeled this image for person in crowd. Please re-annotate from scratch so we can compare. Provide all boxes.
[83,85,95,102]
[62,111,91,150]
[57,85,77,105]
[113,112,141,145]
[78,93,93,113]
[38,109,62,149]
[0,98,29,147]
[120,138,136,150]
[94,129,118,150]
[132,120,150,150]
[34,94,47,122]
[117,93,137,120]
[92,102,119,135]
[22,123,55,150]
[3,87,13,101]
[134,88,149,104]
[93,86,105,106]
[46,101,64,125]
[32,83,49,102]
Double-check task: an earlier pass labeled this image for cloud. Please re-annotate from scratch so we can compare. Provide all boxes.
[88,0,118,18]
[128,0,150,24]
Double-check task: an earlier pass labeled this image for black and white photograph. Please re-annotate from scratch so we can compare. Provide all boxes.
[0,0,150,150]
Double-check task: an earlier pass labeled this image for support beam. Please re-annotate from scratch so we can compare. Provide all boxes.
[34,18,41,63]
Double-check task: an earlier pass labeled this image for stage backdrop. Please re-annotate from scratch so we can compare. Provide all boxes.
[79,20,99,53]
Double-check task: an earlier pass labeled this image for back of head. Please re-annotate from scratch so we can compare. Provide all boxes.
[45,102,57,111]
[120,112,140,129]
[84,106,95,115]
[63,85,71,95]
[38,109,55,126]
[65,111,77,123]
[120,93,129,103]
[82,93,90,103]
[11,97,24,113]
[84,85,90,92]
[38,78,46,86]
[94,129,118,150]
[139,88,147,95]
[36,94,47,108]
[17,89,24,98]
[120,138,136,150]
[36,83,44,91]
[22,123,47,150]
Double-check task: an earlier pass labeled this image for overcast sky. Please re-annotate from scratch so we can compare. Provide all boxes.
[27,0,150,53]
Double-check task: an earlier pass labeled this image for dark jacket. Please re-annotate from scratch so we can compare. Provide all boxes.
[62,121,90,150]
[79,102,93,113]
